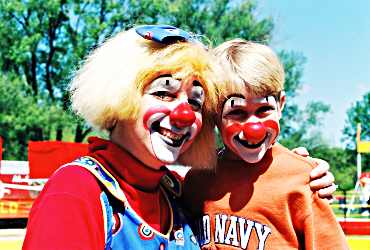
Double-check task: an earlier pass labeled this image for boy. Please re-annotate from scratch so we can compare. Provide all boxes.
[183,39,348,249]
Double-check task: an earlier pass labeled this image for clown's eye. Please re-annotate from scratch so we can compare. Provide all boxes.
[188,99,202,111]
[151,91,176,101]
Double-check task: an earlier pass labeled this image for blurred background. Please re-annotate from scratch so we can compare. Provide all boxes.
[0,0,368,249]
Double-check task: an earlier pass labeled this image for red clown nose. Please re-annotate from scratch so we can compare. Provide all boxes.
[242,122,267,144]
[170,103,196,128]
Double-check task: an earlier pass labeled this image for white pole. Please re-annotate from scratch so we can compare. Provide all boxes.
[357,153,362,180]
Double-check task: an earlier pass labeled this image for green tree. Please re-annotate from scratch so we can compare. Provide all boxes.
[342,91,370,149]
[0,74,73,160]
[309,145,356,191]
[166,0,274,46]
[0,0,330,160]
[342,91,370,173]
[277,51,330,149]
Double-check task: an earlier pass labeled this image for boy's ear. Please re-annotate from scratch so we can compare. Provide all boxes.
[278,91,286,117]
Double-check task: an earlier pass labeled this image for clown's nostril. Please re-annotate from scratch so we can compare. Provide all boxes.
[242,122,266,143]
[170,103,196,128]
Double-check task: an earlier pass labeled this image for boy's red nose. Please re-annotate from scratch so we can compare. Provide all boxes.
[242,122,266,143]
[170,103,196,128]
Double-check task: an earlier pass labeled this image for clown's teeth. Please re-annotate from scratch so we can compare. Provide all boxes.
[235,134,267,149]
[159,127,183,140]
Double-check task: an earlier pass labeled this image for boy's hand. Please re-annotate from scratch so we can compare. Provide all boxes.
[292,147,336,201]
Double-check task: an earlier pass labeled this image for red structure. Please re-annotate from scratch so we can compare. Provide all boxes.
[0,140,88,219]
[28,141,88,178]
[339,219,370,235]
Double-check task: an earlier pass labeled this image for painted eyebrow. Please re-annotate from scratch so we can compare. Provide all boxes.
[149,74,173,86]
[192,80,202,87]
[221,94,246,109]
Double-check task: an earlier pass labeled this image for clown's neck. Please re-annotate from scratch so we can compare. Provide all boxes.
[88,136,167,191]
[110,124,164,170]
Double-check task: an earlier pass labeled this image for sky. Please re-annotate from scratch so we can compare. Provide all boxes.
[258,0,370,147]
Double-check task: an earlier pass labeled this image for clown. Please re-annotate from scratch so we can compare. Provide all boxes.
[23,25,221,250]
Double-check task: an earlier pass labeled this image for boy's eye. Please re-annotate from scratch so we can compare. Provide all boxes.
[151,91,176,101]
[188,99,202,111]
[256,106,275,115]
[224,109,247,120]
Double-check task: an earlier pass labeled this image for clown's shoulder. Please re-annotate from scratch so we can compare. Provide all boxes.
[23,164,106,250]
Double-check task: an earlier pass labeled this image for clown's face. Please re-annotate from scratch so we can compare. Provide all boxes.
[113,75,205,168]
[219,92,285,163]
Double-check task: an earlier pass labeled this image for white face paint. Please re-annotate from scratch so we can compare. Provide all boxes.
[141,76,205,163]
[220,94,281,163]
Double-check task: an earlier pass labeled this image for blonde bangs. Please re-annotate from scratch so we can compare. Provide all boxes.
[136,42,220,114]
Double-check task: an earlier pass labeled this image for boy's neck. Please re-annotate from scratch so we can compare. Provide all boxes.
[219,147,245,161]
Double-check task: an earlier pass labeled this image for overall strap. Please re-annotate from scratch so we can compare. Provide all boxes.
[100,192,113,250]
[62,156,124,250]
[63,156,129,205]
[160,170,182,198]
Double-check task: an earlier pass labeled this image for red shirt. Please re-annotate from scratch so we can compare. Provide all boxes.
[23,137,171,250]
[183,144,349,250]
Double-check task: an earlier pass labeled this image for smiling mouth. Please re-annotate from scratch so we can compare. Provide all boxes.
[152,121,189,147]
[235,134,267,149]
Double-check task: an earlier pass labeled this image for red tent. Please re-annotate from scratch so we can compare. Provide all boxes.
[28,141,88,178]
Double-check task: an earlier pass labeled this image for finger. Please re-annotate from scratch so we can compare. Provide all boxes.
[310,158,330,178]
[318,184,338,200]
[292,147,309,157]
[310,172,335,189]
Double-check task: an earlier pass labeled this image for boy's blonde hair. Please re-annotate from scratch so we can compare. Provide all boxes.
[69,27,222,168]
[213,38,285,104]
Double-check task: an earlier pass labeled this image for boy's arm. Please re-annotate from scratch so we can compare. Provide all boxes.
[302,194,349,250]
[292,147,336,199]
[308,157,337,198]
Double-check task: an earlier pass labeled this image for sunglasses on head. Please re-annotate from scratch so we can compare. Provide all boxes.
[135,24,206,47]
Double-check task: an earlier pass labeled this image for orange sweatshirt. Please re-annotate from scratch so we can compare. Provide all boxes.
[183,144,348,250]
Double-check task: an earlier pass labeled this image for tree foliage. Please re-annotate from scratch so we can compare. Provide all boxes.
[0,0,277,158]
[342,91,370,149]
[277,51,331,149]
[0,74,73,159]
[0,0,340,180]
[342,91,370,173]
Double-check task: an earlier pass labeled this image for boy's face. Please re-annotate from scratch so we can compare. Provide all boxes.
[134,75,205,164]
[219,91,285,163]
